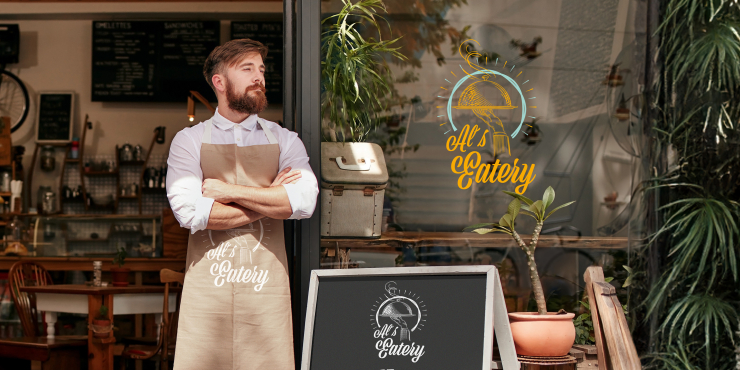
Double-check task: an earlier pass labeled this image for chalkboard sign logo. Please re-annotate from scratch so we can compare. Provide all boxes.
[371,281,427,363]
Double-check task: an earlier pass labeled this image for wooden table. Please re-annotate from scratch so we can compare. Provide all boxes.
[19,284,179,370]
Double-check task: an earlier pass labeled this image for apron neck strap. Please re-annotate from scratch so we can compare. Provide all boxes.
[201,117,278,145]
[202,119,214,144]
[257,119,278,145]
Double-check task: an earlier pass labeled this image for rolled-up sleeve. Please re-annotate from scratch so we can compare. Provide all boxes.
[166,129,214,233]
[279,131,319,220]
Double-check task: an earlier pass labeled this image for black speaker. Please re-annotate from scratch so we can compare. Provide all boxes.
[0,24,20,65]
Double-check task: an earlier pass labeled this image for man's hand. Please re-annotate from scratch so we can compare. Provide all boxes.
[202,178,235,204]
[271,167,302,187]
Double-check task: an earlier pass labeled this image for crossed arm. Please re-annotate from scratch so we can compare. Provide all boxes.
[203,167,302,230]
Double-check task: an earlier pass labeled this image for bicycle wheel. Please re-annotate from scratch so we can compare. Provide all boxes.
[0,69,30,133]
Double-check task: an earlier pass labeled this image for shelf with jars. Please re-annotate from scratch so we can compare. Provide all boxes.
[27,115,169,216]
[26,115,88,215]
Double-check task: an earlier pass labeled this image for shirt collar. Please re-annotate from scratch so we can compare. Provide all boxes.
[212,107,259,131]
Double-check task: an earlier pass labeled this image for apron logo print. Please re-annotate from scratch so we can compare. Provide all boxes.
[225,223,265,264]
[371,281,427,363]
[208,221,267,264]
[204,221,270,291]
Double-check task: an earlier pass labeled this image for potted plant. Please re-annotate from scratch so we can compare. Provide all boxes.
[466,186,576,357]
[110,245,129,287]
[92,305,112,338]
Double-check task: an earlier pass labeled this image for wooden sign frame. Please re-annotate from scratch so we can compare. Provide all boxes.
[35,91,74,144]
[301,266,519,370]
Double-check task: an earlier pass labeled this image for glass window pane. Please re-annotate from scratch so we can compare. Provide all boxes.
[320,0,646,314]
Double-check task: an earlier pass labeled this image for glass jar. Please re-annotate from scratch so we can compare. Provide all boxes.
[0,171,10,192]
[119,143,133,162]
[7,216,24,241]
[93,261,102,287]
[42,191,56,214]
[40,146,55,172]
[36,186,52,212]
[43,223,55,239]
[129,182,138,196]
[133,144,143,161]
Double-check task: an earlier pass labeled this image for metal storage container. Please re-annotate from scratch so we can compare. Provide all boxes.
[320,142,388,238]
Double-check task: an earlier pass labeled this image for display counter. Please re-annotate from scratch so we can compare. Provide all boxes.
[1,214,162,257]
[0,214,186,271]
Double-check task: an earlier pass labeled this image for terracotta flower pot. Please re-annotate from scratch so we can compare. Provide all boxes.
[110,267,130,287]
[508,312,576,357]
[92,319,111,338]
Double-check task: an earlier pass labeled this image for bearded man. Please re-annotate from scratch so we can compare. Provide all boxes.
[166,38,318,370]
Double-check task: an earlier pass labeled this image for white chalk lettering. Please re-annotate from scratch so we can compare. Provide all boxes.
[375,338,425,363]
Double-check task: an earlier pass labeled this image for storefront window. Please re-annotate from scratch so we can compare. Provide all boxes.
[319,0,648,314]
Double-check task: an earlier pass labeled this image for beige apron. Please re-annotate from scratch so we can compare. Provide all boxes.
[173,118,294,370]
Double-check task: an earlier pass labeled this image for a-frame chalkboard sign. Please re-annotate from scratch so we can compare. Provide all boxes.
[301,266,519,370]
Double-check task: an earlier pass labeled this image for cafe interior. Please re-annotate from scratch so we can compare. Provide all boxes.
[1,0,737,369]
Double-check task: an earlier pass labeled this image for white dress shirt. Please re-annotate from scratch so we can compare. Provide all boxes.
[166,108,319,233]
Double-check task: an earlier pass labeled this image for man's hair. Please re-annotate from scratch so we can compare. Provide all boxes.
[203,38,268,92]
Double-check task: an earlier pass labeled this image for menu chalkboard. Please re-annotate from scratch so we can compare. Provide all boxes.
[301,266,520,370]
[36,92,74,143]
[231,21,283,104]
[92,21,219,102]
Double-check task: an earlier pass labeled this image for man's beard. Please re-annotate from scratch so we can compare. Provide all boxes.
[225,79,268,114]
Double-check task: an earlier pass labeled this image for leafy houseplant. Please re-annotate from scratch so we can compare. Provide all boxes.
[110,246,130,287]
[321,0,405,142]
[467,187,575,314]
[466,186,576,356]
[92,305,111,338]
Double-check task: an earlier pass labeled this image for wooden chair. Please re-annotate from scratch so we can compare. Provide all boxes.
[0,261,87,370]
[8,261,52,337]
[119,268,183,370]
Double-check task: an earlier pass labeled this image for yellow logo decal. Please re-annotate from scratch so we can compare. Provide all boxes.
[441,39,538,194]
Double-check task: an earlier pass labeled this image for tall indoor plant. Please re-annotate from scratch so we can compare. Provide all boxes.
[632,0,740,367]
[466,187,575,356]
